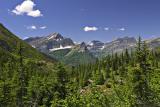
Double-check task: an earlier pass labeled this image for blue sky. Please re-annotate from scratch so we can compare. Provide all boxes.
[0,0,160,42]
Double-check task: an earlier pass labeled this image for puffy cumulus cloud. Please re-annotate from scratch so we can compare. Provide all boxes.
[118,27,125,31]
[27,10,42,17]
[83,26,98,32]
[40,26,47,29]
[12,0,42,17]
[27,25,37,30]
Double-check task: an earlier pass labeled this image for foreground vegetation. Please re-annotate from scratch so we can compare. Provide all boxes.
[0,35,160,107]
[0,20,159,107]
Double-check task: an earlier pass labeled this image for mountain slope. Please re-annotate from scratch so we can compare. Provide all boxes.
[101,37,160,55]
[25,33,75,53]
[87,40,104,57]
[0,23,55,62]
[49,48,71,60]
[146,37,160,49]
[63,42,97,65]
[25,33,160,65]
[25,34,97,65]
[102,37,137,54]
[48,42,97,65]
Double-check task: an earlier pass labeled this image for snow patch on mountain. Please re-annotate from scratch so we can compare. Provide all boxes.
[49,45,73,51]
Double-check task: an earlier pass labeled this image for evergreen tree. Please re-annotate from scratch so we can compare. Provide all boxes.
[55,64,68,99]
[16,43,27,107]
[132,37,156,106]
[125,48,130,64]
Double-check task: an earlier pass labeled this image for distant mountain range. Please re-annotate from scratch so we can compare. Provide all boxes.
[25,33,160,65]
[0,22,159,65]
[25,33,74,53]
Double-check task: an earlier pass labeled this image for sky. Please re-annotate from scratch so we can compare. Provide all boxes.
[0,0,160,42]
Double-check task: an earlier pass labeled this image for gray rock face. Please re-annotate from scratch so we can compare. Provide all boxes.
[79,42,88,52]
[103,37,137,54]
[25,33,160,58]
[70,42,89,53]
[101,37,160,55]
[87,40,104,57]
[146,37,160,49]
[87,40,104,51]
[25,33,75,53]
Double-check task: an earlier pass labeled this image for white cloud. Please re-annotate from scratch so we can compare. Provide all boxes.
[104,27,109,31]
[12,0,42,17]
[84,26,98,32]
[118,28,125,31]
[27,10,42,17]
[40,26,47,29]
[27,25,37,30]
[26,25,47,30]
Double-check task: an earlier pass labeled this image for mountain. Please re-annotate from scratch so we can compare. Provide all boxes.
[87,40,104,50]
[49,42,97,65]
[100,36,160,56]
[25,32,160,65]
[102,37,137,54]
[87,40,104,57]
[25,34,138,57]
[0,23,160,107]
[146,37,160,49]
[25,33,75,53]
[0,23,55,62]
[63,42,97,65]
[49,48,71,61]
[25,33,98,65]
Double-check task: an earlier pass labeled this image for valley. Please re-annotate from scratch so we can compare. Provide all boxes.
[25,32,160,65]
[0,23,160,107]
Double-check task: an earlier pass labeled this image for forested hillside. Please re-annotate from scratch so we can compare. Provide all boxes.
[0,24,160,107]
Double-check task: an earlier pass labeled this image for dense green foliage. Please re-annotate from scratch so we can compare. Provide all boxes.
[49,47,97,66]
[0,24,53,61]
[0,25,160,107]
[49,49,71,61]
[0,36,160,107]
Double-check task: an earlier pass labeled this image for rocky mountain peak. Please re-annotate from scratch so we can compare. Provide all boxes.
[25,34,160,58]
[114,36,136,44]
[87,40,104,53]
[80,42,86,47]
[47,33,64,41]
[103,36,137,54]
[25,33,75,53]
[89,40,104,46]
[78,42,88,52]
